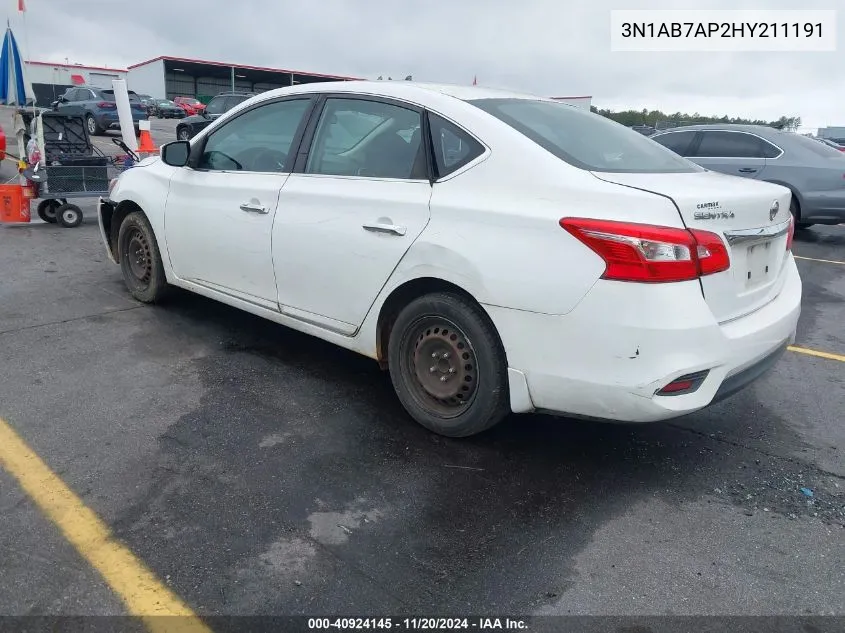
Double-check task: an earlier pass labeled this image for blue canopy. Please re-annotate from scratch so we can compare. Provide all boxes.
[0,25,32,106]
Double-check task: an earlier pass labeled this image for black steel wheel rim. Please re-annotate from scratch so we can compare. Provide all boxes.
[404,316,479,418]
[124,228,152,285]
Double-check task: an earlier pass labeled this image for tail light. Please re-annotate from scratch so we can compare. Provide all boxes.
[560,218,731,283]
[97,101,117,109]
[786,214,795,251]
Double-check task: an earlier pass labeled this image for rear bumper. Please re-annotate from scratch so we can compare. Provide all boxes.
[487,256,802,422]
[99,112,147,128]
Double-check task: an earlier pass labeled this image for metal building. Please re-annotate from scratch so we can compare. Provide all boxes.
[127,56,360,101]
[24,60,128,106]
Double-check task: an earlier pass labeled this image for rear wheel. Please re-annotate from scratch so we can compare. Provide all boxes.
[388,292,510,437]
[790,197,813,229]
[117,211,169,303]
[36,199,59,223]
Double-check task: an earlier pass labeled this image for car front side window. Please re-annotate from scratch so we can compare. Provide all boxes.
[305,98,425,180]
[196,98,312,173]
[651,131,697,157]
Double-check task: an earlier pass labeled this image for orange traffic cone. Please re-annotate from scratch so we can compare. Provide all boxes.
[137,120,157,156]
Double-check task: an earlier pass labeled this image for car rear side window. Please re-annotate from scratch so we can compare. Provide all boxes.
[693,131,780,158]
[651,131,696,156]
[306,98,425,180]
[469,98,700,173]
[428,113,484,178]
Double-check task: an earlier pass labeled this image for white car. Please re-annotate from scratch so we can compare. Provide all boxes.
[98,81,801,437]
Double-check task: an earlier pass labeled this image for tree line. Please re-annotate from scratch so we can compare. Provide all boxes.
[590,107,801,131]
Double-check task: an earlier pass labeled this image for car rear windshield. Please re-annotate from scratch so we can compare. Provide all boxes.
[468,98,702,173]
[789,133,845,159]
[101,90,141,103]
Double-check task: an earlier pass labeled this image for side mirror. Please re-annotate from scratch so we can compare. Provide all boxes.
[161,140,191,167]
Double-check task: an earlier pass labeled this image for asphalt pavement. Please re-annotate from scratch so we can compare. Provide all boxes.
[0,125,843,629]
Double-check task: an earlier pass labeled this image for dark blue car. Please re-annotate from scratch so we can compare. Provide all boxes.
[53,85,148,136]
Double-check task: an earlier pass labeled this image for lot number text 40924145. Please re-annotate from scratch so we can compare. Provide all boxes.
[307,618,529,630]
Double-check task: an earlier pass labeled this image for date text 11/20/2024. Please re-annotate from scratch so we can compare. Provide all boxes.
[307,618,528,631]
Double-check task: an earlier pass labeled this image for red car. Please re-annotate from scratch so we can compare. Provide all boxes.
[173,97,206,116]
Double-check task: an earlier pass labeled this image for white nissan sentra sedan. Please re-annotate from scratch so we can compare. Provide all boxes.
[98,81,801,437]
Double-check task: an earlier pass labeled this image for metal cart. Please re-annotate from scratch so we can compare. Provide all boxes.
[23,107,136,228]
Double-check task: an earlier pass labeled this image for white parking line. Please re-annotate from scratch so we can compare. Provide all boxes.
[794,255,845,266]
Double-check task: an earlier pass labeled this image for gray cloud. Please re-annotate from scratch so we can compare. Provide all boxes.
[15,0,844,130]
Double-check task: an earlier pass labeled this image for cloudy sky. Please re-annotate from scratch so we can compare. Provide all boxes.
[12,0,844,132]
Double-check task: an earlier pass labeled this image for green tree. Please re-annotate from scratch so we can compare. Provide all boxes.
[591,106,801,130]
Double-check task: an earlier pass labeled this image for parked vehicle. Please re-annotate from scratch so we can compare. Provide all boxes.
[817,138,845,152]
[139,97,156,115]
[52,85,148,136]
[173,96,206,116]
[630,125,655,136]
[154,99,186,119]
[651,124,845,227]
[175,91,256,140]
[99,82,801,437]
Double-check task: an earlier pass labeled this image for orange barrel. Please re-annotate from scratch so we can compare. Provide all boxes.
[0,184,32,223]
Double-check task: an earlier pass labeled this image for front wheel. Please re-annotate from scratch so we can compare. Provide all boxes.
[117,211,169,303]
[177,127,190,141]
[56,203,83,228]
[86,114,103,136]
[388,292,510,437]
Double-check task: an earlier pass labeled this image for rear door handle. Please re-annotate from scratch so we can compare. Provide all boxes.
[362,222,406,236]
[738,168,758,173]
[239,202,268,214]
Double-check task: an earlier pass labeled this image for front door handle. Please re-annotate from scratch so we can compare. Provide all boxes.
[737,168,758,174]
[362,222,406,236]
[239,201,268,214]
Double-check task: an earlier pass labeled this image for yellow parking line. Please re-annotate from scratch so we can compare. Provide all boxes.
[788,346,845,363]
[794,255,845,266]
[0,417,212,633]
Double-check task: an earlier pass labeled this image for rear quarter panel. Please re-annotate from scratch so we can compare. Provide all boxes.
[392,147,689,316]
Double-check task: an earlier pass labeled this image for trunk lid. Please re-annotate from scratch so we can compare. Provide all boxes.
[592,170,793,323]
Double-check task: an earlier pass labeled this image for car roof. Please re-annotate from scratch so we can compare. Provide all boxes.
[248,80,551,106]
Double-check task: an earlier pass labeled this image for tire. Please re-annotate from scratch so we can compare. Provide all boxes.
[177,127,190,141]
[86,114,103,136]
[117,211,169,303]
[790,197,813,229]
[56,203,83,228]
[36,199,60,223]
[387,292,510,437]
